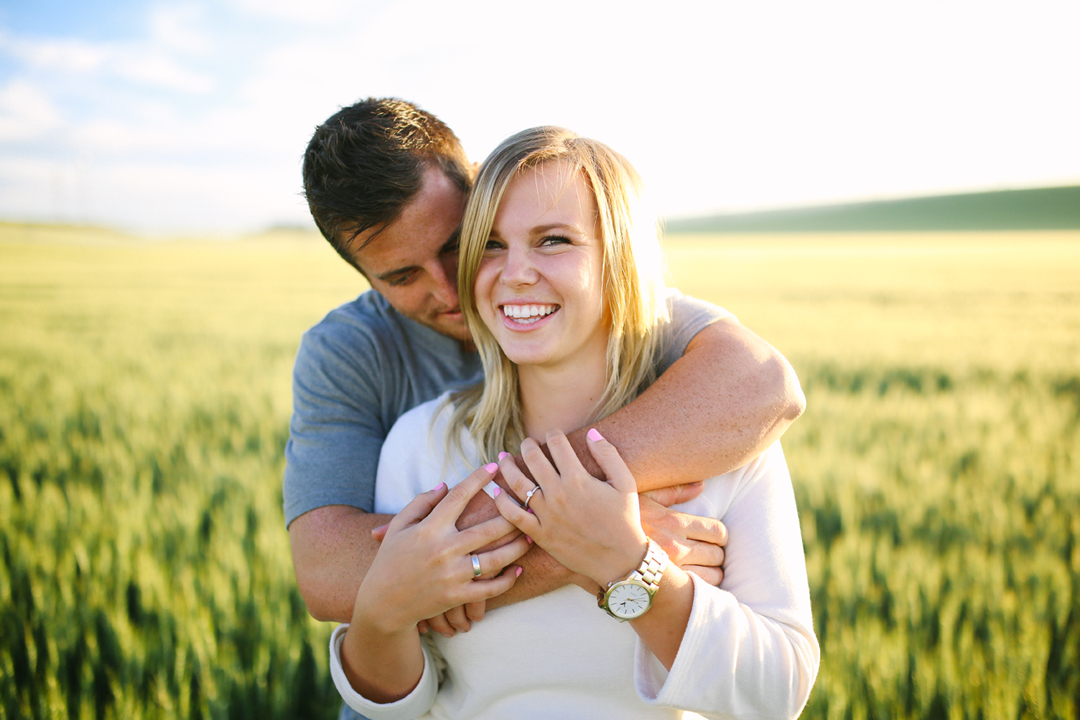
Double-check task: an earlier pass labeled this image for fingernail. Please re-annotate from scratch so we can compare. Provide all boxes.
[515,567,523,577]
[372,524,388,534]
[587,428,604,442]
[527,508,534,514]
[498,452,509,460]
[433,482,446,492]
[493,487,501,498]
[485,462,499,474]
[525,535,533,544]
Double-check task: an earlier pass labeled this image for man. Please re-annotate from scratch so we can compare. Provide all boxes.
[286,98,804,647]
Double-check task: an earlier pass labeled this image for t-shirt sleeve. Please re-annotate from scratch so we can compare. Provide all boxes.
[653,292,734,377]
[283,319,389,525]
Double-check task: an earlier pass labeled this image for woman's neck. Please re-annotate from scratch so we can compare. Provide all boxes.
[518,348,609,441]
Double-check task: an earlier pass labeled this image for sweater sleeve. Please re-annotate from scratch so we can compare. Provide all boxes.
[633,444,820,719]
[329,624,439,720]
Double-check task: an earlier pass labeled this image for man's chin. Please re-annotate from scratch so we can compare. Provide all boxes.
[431,313,471,345]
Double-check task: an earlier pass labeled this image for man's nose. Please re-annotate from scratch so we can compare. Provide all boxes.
[430,259,459,307]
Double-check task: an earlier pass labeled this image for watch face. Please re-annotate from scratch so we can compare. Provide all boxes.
[607,581,651,619]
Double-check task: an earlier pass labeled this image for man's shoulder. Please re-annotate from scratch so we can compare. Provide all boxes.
[665,289,735,325]
[302,290,401,345]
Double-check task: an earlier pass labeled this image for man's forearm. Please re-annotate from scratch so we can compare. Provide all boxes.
[560,317,805,492]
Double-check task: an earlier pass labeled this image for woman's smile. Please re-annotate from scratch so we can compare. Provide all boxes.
[475,160,609,373]
[500,303,559,326]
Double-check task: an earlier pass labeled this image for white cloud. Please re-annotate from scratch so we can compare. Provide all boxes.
[0,80,64,141]
[0,24,213,94]
[229,0,360,24]
[151,4,211,55]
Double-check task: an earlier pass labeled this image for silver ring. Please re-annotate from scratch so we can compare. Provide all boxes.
[471,554,482,579]
[523,486,542,511]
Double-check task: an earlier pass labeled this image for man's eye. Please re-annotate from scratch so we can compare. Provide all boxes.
[387,271,417,287]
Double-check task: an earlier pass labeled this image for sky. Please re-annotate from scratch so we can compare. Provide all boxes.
[1,0,1078,235]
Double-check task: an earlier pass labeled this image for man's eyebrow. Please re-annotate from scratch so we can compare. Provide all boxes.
[374,266,417,282]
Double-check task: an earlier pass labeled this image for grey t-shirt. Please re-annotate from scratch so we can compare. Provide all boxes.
[283,289,729,525]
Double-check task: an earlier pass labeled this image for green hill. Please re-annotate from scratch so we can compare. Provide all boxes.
[665,185,1080,233]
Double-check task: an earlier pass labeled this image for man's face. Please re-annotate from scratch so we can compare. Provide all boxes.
[342,167,471,345]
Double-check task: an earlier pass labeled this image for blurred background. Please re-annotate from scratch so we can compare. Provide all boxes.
[2,0,1078,234]
[2,2,1079,719]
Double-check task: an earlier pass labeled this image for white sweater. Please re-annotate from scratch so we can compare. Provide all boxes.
[330,396,819,719]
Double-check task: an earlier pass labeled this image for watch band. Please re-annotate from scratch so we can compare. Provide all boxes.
[597,538,668,619]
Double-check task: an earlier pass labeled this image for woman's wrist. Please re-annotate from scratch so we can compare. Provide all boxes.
[592,535,650,589]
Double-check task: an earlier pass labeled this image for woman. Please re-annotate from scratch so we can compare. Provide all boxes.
[329,127,819,719]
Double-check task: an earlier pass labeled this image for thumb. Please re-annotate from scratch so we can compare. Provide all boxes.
[585,428,636,495]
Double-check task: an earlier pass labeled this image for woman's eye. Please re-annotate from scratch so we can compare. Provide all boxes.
[540,235,571,246]
[484,239,504,251]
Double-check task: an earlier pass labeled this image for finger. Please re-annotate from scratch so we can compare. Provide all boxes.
[417,619,430,634]
[371,523,389,542]
[431,463,500,525]
[477,533,531,575]
[444,605,471,634]
[425,613,457,639]
[498,454,539,506]
[465,565,523,602]
[584,428,635,494]
[457,506,522,554]
[545,428,589,488]
[641,481,705,507]
[679,538,726,569]
[465,600,486,624]
[519,437,560,491]
[681,515,729,547]
[494,485,542,537]
[391,482,450,531]
[684,565,723,587]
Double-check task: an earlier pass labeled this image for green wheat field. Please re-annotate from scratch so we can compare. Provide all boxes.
[2,223,1078,719]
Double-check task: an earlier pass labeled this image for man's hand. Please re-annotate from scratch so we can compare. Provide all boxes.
[639,485,728,587]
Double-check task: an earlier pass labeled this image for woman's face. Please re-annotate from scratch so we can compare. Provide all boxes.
[474,160,609,373]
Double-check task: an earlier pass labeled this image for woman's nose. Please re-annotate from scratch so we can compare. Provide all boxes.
[500,247,537,287]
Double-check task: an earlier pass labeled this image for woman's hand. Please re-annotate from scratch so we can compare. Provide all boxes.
[493,428,649,590]
[350,463,531,636]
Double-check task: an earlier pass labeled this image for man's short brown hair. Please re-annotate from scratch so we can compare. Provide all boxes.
[302,98,471,270]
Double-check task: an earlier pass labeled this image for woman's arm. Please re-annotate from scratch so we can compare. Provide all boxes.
[495,431,819,719]
[331,465,530,713]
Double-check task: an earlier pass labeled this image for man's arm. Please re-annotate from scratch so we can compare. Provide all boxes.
[291,310,800,622]
[560,316,804,491]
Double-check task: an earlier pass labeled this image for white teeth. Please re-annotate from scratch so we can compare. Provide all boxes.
[502,304,557,323]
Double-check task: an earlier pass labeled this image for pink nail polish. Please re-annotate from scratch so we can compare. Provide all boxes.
[433,482,446,492]
[525,535,533,544]
[587,428,604,442]
[515,567,523,577]
[493,487,501,498]
[485,462,499,474]
[499,452,509,460]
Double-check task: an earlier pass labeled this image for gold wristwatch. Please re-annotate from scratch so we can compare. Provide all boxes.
[598,538,667,621]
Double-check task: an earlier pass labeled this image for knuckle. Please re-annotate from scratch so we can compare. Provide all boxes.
[445,483,472,505]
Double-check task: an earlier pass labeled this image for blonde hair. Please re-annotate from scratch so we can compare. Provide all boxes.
[450,127,670,460]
